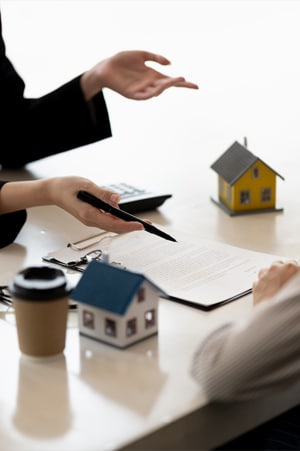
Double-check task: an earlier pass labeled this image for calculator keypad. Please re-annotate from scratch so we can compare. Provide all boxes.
[101,183,172,214]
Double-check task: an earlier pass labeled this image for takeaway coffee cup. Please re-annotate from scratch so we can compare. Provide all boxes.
[9,266,71,358]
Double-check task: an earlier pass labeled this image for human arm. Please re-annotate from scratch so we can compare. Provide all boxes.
[1,10,198,168]
[0,13,111,168]
[190,261,300,401]
[0,176,144,248]
[1,47,198,168]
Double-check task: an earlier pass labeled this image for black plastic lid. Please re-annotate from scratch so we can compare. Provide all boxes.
[9,266,72,301]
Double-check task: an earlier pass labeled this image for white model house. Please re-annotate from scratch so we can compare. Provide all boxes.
[71,260,167,348]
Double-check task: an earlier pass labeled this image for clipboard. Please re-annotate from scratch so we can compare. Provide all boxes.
[42,229,282,310]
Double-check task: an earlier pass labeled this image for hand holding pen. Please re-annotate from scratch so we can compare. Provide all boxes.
[77,191,177,242]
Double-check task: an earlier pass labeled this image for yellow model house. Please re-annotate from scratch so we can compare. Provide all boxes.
[210,141,284,216]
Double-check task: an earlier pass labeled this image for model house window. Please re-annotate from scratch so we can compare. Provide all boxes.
[137,287,145,303]
[126,318,137,336]
[145,309,156,328]
[252,166,260,178]
[240,190,250,204]
[261,187,272,202]
[105,318,117,337]
[83,310,95,330]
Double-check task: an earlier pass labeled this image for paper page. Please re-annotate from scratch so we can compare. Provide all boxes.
[97,231,280,307]
[45,230,281,308]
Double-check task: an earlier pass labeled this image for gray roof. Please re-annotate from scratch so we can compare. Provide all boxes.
[210,141,284,185]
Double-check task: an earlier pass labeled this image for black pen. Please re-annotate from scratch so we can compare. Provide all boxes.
[77,191,177,243]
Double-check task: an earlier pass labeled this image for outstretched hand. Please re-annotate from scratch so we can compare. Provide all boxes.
[81,50,199,101]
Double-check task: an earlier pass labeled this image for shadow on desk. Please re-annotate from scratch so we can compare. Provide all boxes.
[13,354,72,438]
[79,334,166,416]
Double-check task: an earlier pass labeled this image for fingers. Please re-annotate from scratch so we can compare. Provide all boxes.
[77,182,119,205]
[172,80,199,89]
[149,76,197,91]
[77,183,145,233]
[258,260,299,280]
[96,189,121,207]
[78,201,144,234]
[92,213,144,234]
[143,51,200,90]
[253,259,300,306]
[141,52,199,89]
[142,51,171,66]
[131,76,198,100]
[147,79,184,98]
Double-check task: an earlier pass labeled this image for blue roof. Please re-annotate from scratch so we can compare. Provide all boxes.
[71,260,167,315]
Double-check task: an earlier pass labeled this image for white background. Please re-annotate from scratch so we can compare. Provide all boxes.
[1,0,300,167]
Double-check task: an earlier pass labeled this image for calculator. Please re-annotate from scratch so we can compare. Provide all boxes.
[101,183,172,214]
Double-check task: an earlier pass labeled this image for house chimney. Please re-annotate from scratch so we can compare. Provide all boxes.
[102,251,109,263]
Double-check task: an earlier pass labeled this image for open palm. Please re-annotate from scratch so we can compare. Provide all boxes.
[96,50,198,100]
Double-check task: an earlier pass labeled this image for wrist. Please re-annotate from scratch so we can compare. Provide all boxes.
[80,67,104,102]
[34,178,54,205]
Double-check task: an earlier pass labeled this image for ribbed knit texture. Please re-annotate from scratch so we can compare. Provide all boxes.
[191,273,300,401]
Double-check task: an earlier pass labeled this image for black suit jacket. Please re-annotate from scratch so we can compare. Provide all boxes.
[0,11,113,247]
[0,181,27,248]
[0,11,112,168]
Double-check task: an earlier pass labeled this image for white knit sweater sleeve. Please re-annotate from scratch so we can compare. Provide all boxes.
[190,273,300,401]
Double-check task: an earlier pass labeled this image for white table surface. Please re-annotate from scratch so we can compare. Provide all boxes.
[1,139,300,450]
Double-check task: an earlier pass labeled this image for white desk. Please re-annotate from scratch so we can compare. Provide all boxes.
[1,140,300,450]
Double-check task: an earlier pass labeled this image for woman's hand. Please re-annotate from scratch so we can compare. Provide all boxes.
[252,260,300,306]
[0,176,145,235]
[47,176,145,234]
[81,50,199,101]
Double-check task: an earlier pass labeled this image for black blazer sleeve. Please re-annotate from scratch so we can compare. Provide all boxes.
[0,181,27,248]
[0,12,112,168]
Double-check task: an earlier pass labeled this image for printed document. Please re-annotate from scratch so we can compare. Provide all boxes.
[46,230,281,309]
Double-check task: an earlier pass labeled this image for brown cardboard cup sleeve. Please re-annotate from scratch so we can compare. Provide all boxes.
[9,266,72,358]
